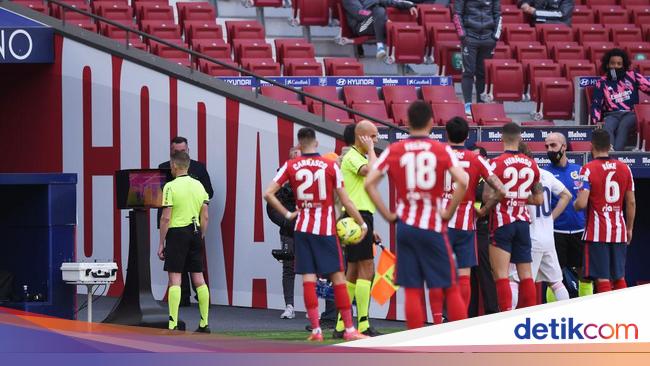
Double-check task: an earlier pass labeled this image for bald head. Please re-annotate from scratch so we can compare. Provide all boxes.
[545,132,568,166]
[354,120,379,153]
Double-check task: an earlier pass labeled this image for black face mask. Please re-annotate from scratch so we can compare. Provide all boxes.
[547,149,564,165]
[609,68,626,81]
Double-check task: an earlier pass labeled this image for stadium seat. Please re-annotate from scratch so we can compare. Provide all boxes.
[575,25,608,44]
[629,7,650,27]
[537,79,574,120]
[382,86,418,107]
[634,59,650,74]
[427,22,459,61]
[501,5,525,24]
[325,58,364,76]
[529,62,562,101]
[522,59,555,94]
[241,59,281,76]
[431,103,468,126]
[635,104,650,150]
[417,4,451,26]
[487,60,524,101]
[200,58,239,76]
[142,21,181,41]
[137,4,174,22]
[572,6,595,24]
[150,40,187,60]
[225,20,265,43]
[281,42,315,63]
[436,42,463,81]
[386,7,418,23]
[585,0,618,6]
[470,104,513,125]
[388,23,426,64]
[549,43,585,61]
[335,1,373,45]
[14,0,48,14]
[560,60,597,81]
[504,24,537,44]
[607,25,643,43]
[538,24,573,44]
[310,103,354,124]
[235,40,273,64]
[514,44,548,61]
[595,7,629,25]
[621,0,650,6]
[343,86,379,106]
[260,86,300,102]
[621,42,650,60]
[295,0,330,26]
[390,103,412,125]
[273,38,308,65]
[303,86,342,107]
[116,38,147,50]
[193,40,231,59]
[585,42,617,63]
[49,0,87,19]
[351,101,393,125]
[422,85,461,104]
[96,3,132,20]
[101,21,138,39]
[177,2,216,30]
[493,42,513,59]
[184,22,223,44]
[284,59,323,76]
[54,3,90,21]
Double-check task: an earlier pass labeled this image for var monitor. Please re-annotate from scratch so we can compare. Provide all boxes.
[115,169,171,209]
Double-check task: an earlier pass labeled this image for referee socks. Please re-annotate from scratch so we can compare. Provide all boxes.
[168,286,181,330]
[196,284,210,328]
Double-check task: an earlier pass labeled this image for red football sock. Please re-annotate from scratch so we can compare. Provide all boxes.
[444,285,468,321]
[303,281,320,330]
[518,278,537,308]
[613,278,627,290]
[458,275,471,309]
[428,288,444,324]
[496,278,513,312]
[597,280,613,293]
[334,283,353,329]
[405,288,425,329]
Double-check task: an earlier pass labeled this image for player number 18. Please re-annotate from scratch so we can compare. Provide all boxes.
[400,151,437,190]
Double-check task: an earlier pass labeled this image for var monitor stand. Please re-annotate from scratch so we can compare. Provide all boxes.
[103,209,185,330]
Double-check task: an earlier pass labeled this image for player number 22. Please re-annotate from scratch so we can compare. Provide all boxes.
[503,167,534,198]
[400,151,437,190]
[296,169,327,201]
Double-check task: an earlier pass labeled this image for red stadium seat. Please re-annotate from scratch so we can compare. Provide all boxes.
[334,1,373,45]
[382,86,418,107]
[436,42,463,81]
[150,40,187,59]
[595,7,629,24]
[493,42,513,59]
[634,59,650,74]
[343,86,379,106]
[326,59,364,76]
[184,22,223,43]
[427,22,459,61]
[388,23,426,64]
[514,44,548,61]
[470,104,513,125]
[296,0,330,26]
[177,2,216,30]
[310,103,353,124]
[501,5,525,24]
[200,59,239,76]
[621,0,650,6]
[55,3,90,21]
[538,24,573,44]
[142,21,181,41]
[504,24,537,44]
[386,7,418,23]
[537,79,574,120]
[572,6,595,24]
[522,59,555,94]
[529,62,562,101]
[273,38,307,65]
[629,7,650,27]
[560,60,597,81]
[607,25,643,43]
[115,38,147,50]
[14,0,48,14]
[284,58,323,76]
[585,42,617,63]
[235,40,272,64]
[50,0,87,18]
[96,3,132,20]
[193,40,231,59]
[422,85,461,104]
[351,101,393,125]
[431,103,468,126]
[549,43,585,61]
[390,103,412,125]
[137,4,173,22]
[260,86,300,102]
[575,24,608,44]
[417,4,451,26]
[101,21,138,39]
[621,42,650,60]
[225,20,265,43]
[487,60,524,101]
[241,59,281,76]
[303,86,342,107]
[70,20,97,33]
[585,0,618,6]
[635,104,650,150]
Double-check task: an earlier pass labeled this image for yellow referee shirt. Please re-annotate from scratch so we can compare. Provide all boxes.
[341,147,375,213]
[162,175,209,228]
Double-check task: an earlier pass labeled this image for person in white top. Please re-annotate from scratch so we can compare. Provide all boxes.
[510,144,573,308]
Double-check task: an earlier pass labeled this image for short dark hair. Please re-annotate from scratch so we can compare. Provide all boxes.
[591,128,611,152]
[502,122,521,143]
[343,123,356,146]
[601,48,631,75]
[171,136,188,145]
[470,144,488,158]
[171,150,190,170]
[407,101,433,130]
[445,117,470,143]
[297,127,316,143]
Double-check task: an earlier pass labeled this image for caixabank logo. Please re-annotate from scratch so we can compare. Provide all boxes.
[514,317,639,341]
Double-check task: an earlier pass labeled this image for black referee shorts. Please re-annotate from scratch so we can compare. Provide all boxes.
[554,232,584,269]
[344,211,374,263]
[164,224,204,273]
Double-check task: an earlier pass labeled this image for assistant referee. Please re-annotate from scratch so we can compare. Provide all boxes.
[334,120,381,337]
[158,151,211,332]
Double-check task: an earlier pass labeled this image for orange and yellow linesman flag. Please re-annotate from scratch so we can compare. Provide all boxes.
[371,247,399,305]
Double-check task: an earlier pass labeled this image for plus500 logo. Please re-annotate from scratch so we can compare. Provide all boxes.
[514,318,639,340]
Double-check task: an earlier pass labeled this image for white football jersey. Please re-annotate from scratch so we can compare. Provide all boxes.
[527,170,567,251]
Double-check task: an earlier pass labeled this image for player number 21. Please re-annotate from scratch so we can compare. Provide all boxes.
[296,169,327,201]
[400,151,437,190]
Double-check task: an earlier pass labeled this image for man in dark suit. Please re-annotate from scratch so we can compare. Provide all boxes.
[159,136,214,306]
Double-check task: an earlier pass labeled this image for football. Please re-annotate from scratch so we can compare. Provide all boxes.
[336,217,364,245]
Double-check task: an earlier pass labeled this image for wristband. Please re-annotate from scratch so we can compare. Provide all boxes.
[285,211,294,219]
[361,223,368,230]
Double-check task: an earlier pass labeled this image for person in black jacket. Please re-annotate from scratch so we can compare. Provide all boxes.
[519,0,573,26]
[158,136,214,307]
[453,0,502,115]
[267,147,300,319]
[342,0,418,62]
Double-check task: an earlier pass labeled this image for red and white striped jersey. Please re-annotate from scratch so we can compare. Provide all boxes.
[442,147,494,231]
[579,157,635,243]
[273,153,343,236]
[374,137,459,232]
[490,151,541,228]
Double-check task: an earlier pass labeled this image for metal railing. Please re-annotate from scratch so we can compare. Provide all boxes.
[43,0,409,133]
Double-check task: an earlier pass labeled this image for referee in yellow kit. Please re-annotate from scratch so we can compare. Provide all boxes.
[334,120,381,337]
[158,151,211,332]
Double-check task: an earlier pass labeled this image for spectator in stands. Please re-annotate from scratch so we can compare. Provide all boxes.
[453,0,502,115]
[267,146,300,320]
[591,48,650,151]
[342,0,418,62]
[518,0,574,26]
[158,137,213,307]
